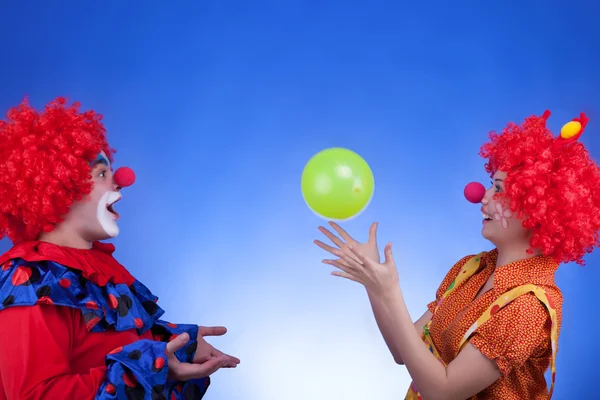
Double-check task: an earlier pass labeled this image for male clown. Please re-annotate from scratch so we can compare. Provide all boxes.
[0,97,239,399]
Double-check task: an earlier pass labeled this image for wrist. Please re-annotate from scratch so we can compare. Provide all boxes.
[369,283,402,302]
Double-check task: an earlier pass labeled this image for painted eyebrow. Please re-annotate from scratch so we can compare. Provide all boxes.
[91,154,110,168]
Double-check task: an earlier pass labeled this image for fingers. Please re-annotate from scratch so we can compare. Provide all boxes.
[196,352,240,367]
[314,239,343,257]
[211,347,241,366]
[166,332,190,356]
[317,226,345,248]
[345,245,379,270]
[315,239,363,265]
[339,248,363,270]
[331,270,361,284]
[173,355,230,380]
[328,221,355,244]
[222,354,241,367]
[368,222,378,243]
[322,259,353,274]
[384,242,395,265]
[346,245,368,263]
[198,326,227,336]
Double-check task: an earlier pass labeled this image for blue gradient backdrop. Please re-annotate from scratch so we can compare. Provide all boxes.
[1,1,598,398]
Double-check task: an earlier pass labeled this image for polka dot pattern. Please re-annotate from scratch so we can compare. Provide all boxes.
[101,339,172,399]
[0,255,211,399]
[0,258,165,334]
[412,250,562,399]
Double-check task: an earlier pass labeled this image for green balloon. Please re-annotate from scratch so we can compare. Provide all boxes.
[301,147,375,221]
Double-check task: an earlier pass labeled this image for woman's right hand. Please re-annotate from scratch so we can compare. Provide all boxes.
[314,221,380,266]
[166,333,230,381]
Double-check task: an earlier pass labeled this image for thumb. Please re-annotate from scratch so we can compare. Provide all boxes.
[368,222,378,242]
[384,242,395,266]
[166,332,190,356]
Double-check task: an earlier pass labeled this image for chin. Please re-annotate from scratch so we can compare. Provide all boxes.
[101,225,119,239]
[89,223,119,241]
[481,227,497,244]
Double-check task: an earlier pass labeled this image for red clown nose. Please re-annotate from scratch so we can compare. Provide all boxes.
[114,167,136,188]
[464,182,485,203]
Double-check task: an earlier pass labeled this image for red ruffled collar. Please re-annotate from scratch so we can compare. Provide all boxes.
[0,240,135,286]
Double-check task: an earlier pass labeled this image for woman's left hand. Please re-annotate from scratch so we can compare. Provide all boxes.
[323,242,400,296]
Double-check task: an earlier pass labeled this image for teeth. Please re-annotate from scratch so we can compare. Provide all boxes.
[482,212,492,220]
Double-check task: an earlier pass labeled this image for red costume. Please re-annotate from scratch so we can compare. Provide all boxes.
[0,98,229,399]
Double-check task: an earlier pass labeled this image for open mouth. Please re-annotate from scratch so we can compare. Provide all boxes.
[106,196,121,220]
[482,212,492,221]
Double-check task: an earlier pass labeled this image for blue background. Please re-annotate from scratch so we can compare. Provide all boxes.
[1,1,598,398]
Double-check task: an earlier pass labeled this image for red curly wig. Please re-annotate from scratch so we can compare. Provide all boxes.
[0,97,115,244]
[479,111,600,265]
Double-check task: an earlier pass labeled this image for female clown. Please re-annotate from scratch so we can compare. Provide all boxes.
[315,111,600,399]
[0,97,240,400]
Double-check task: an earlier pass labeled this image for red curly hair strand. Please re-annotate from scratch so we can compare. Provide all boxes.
[479,111,600,265]
[0,97,115,244]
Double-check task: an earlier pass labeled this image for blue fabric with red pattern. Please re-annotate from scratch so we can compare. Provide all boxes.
[0,257,210,399]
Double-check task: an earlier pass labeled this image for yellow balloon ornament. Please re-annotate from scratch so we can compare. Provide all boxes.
[553,112,588,150]
[560,120,582,139]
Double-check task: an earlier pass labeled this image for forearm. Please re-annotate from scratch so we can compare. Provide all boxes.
[366,289,406,363]
[368,289,432,364]
[369,287,450,399]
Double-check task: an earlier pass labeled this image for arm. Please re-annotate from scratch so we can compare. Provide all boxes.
[396,309,431,364]
[0,305,170,400]
[384,256,471,365]
[151,320,212,398]
[367,287,431,364]
[370,288,500,400]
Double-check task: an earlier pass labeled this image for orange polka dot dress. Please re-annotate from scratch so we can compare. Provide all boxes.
[425,249,562,399]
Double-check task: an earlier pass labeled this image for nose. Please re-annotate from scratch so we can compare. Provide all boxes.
[481,185,496,205]
[464,182,485,204]
[113,167,136,191]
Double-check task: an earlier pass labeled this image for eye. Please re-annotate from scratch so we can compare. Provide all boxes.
[495,184,502,192]
[99,170,107,178]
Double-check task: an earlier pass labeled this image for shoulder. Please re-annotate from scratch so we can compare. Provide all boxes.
[471,290,555,354]
[438,252,485,290]
[0,258,74,309]
[491,291,552,326]
[468,290,556,375]
[0,255,165,334]
[427,253,483,311]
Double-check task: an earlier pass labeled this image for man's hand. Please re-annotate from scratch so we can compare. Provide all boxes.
[166,333,229,381]
[193,326,240,368]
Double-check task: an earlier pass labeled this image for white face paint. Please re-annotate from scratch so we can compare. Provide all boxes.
[96,190,122,238]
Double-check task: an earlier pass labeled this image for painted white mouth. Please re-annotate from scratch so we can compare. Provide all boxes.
[106,192,122,220]
[482,212,492,221]
[97,191,121,238]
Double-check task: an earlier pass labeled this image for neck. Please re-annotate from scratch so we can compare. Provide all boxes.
[495,240,540,268]
[37,225,93,250]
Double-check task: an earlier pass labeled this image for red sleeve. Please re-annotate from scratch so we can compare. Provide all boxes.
[427,255,474,313]
[469,294,552,376]
[0,305,106,400]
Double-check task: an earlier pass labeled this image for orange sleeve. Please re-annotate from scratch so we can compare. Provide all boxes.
[468,294,551,376]
[427,255,474,313]
[0,305,107,399]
